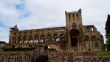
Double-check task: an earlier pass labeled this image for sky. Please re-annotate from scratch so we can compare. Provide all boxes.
[0,0,110,43]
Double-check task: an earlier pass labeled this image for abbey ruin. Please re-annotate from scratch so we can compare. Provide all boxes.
[8,9,104,52]
[0,9,108,62]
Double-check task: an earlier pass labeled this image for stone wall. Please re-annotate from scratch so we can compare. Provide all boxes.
[0,47,47,62]
[49,55,110,62]
[0,48,110,62]
[48,51,110,62]
[0,51,33,62]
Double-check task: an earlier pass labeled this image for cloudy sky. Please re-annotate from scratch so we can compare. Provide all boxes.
[0,0,110,43]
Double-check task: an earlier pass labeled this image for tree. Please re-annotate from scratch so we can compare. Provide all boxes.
[105,15,110,50]
[0,41,6,44]
[106,36,110,50]
[0,41,7,49]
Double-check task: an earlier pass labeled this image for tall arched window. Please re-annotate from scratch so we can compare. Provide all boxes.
[34,36,38,43]
[29,36,33,43]
[18,37,21,43]
[40,35,45,42]
[23,36,27,43]
[85,35,90,41]
[69,14,71,20]
[91,36,97,41]
[53,34,60,42]
[12,37,16,43]
[73,14,74,20]
[60,34,65,41]
[46,34,51,42]
[95,42,99,48]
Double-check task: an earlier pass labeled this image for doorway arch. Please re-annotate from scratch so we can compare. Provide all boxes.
[70,29,79,46]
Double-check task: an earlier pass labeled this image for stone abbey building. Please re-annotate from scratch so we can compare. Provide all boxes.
[9,9,104,52]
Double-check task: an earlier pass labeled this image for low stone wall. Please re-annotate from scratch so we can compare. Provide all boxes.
[0,52,48,62]
[0,47,45,62]
[48,51,110,62]
[49,55,110,62]
[0,51,33,62]
[0,48,110,62]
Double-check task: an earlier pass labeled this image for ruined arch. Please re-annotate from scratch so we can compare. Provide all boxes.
[95,42,99,48]
[34,36,39,43]
[23,36,27,43]
[91,36,97,41]
[29,36,33,43]
[12,37,16,43]
[60,33,65,41]
[53,34,60,42]
[18,37,21,43]
[46,34,51,42]
[70,29,79,46]
[85,35,90,41]
[40,35,45,42]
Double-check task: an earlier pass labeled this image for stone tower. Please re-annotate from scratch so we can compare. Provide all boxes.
[9,25,18,48]
[65,9,83,51]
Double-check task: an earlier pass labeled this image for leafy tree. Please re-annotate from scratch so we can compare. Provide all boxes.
[105,15,110,37]
[105,15,110,50]
[106,36,110,50]
[0,41,6,44]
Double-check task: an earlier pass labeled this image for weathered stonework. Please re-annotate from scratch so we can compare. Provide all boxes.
[8,9,104,52]
[48,51,110,62]
[0,47,47,62]
[0,48,110,62]
[0,8,107,62]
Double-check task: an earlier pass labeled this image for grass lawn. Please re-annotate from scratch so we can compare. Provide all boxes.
[96,51,110,57]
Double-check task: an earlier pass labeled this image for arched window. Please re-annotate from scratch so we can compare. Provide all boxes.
[91,36,97,41]
[23,36,27,43]
[34,36,38,43]
[53,34,60,42]
[29,36,33,43]
[73,14,74,20]
[12,37,16,43]
[40,35,45,42]
[46,34,51,42]
[69,14,71,20]
[95,42,99,48]
[85,35,90,41]
[60,34,65,41]
[77,14,79,19]
[18,37,21,43]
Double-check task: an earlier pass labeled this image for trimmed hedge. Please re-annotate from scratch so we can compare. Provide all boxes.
[2,48,35,51]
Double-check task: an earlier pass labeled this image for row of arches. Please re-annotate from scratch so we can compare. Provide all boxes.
[12,33,65,44]
[81,42,99,52]
[85,35,100,41]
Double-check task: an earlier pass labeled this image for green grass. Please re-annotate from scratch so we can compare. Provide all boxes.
[96,51,110,57]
